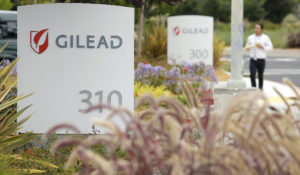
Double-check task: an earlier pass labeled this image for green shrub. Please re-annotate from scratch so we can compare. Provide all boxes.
[264,0,296,23]
[282,13,299,26]
[142,16,167,60]
[216,20,290,48]
[261,20,281,30]
[287,31,300,48]
[213,35,226,69]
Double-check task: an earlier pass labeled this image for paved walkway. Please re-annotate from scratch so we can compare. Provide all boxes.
[224,47,300,58]
[218,48,300,109]
[214,78,300,111]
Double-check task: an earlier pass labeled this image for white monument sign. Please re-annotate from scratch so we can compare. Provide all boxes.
[17,4,134,133]
[168,15,213,65]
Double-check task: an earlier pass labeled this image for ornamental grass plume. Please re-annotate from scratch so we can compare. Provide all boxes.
[47,79,300,175]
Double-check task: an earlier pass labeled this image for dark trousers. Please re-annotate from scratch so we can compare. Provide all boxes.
[250,58,265,89]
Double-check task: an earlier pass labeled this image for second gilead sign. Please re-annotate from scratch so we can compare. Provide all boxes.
[17,4,134,133]
[168,15,213,65]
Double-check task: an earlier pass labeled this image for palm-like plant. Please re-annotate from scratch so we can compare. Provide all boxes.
[0,42,34,154]
[0,42,58,174]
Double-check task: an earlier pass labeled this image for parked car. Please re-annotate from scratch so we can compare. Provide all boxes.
[0,10,17,61]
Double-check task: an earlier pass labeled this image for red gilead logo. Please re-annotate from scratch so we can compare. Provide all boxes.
[173,26,180,36]
[30,29,49,54]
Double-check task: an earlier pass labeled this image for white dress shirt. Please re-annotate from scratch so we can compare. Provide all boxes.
[245,34,273,59]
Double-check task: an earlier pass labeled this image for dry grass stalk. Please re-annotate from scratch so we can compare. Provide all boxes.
[47,80,300,175]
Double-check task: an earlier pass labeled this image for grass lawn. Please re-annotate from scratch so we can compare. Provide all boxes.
[215,21,293,48]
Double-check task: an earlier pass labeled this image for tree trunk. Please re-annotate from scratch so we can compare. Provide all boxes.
[137,0,145,58]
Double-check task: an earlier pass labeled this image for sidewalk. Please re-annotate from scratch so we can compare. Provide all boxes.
[224,47,300,58]
[214,78,300,110]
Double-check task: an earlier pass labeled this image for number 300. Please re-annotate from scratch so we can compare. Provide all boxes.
[189,49,208,59]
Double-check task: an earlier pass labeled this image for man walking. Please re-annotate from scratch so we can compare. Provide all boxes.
[245,24,273,90]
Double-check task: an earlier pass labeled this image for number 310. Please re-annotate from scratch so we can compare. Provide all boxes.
[79,90,122,113]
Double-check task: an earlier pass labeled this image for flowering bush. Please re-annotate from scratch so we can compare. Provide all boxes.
[134,81,173,98]
[134,62,166,87]
[135,62,218,94]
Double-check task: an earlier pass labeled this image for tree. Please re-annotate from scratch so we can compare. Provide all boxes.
[172,0,231,22]
[173,0,268,22]
[126,0,181,58]
[0,0,13,10]
[11,0,130,9]
[244,0,265,21]
[217,0,231,22]
[147,2,178,17]
[263,0,296,23]
[11,0,59,9]
[172,0,201,15]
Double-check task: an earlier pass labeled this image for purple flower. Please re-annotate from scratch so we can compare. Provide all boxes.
[144,64,152,72]
[152,66,165,77]
[182,62,192,69]
[0,59,17,75]
[135,63,154,82]
[168,67,181,78]
[137,63,152,73]
[153,66,165,73]
[203,80,208,90]
[137,62,144,69]
[134,61,217,94]
[205,66,218,83]
[199,62,206,70]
